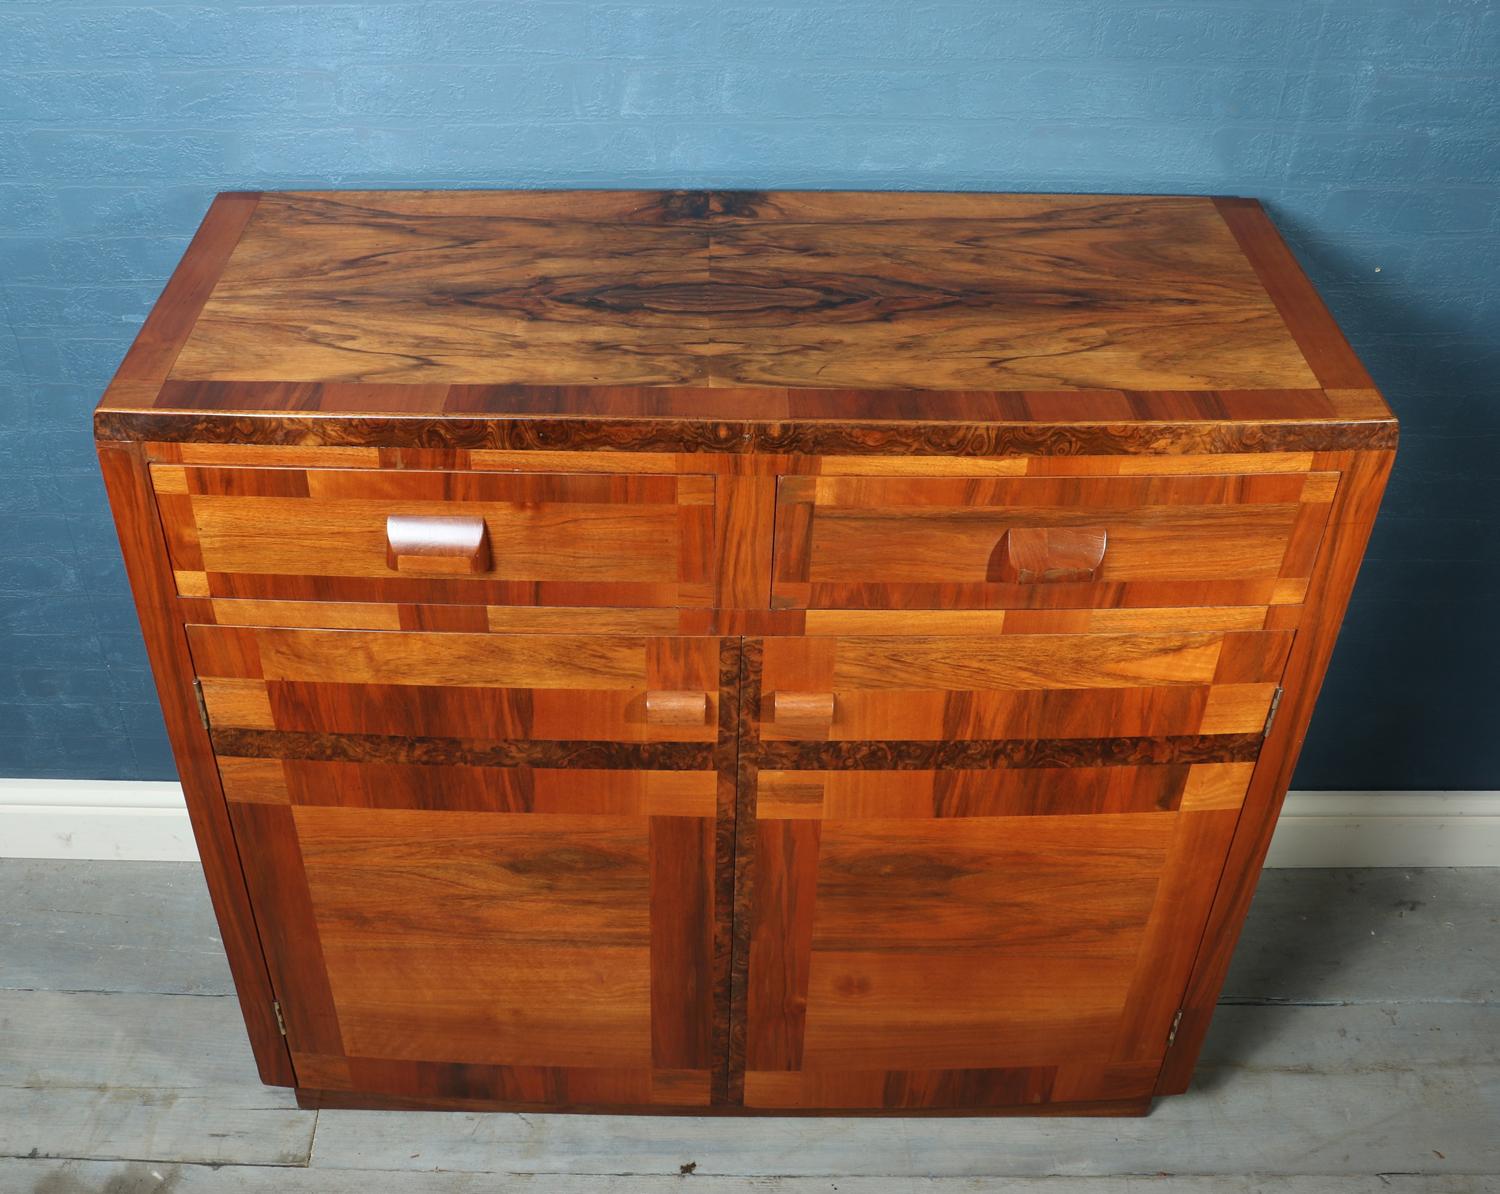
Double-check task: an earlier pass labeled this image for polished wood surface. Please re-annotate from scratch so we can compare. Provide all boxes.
[167,191,1314,391]
[772,470,1336,611]
[152,464,716,608]
[733,633,1258,1108]
[95,191,1394,457]
[96,190,1393,1115]
[197,625,736,1107]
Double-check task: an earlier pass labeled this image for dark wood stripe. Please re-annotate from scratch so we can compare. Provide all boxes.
[95,410,1398,454]
[124,375,1379,426]
[335,1057,711,1108]
[297,1084,1149,1117]
[726,636,764,1106]
[148,378,1345,423]
[711,637,741,1105]
[877,1064,1058,1110]
[755,733,1264,771]
[747,1063,1063,1111]
[212,728,715,771]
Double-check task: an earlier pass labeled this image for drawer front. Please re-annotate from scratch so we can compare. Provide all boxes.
[735,629,1286,1111]
[154,465,715,608]
[191,625,735,1109]
[771,471,1337,610]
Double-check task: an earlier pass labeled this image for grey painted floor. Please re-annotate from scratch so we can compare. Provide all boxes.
[0,861,1496,1193]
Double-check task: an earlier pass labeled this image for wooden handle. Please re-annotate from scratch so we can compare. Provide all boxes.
[386,515,491,574]
[988,526,1107,584]
[644,690,710,726]
[767,691,836,736]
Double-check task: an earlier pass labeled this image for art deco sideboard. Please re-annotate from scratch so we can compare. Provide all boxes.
[95,190,1395,1115]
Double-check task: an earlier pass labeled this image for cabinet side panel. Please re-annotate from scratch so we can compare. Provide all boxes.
[97,441,294,1085]
[1157,447,1394,1094]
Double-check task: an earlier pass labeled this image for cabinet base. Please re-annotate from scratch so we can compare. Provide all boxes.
[293,1087,1155,1117]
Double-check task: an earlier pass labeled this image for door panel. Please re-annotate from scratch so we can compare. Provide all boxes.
[734,632,1274,1111]
[195,625,736,1109]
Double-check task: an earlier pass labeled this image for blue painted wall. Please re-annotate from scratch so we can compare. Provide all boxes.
[2,1,1496,788]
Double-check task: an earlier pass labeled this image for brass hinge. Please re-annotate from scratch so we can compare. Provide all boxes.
[192,678,210,731]
[1263,686,1284,737]
[1166,1009,1184,1048]
[272,1000,287,1037]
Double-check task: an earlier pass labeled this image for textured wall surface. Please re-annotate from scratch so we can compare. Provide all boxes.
[1,1,1496,787]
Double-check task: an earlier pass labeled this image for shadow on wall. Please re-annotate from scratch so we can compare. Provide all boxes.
[1271,207,1499,792]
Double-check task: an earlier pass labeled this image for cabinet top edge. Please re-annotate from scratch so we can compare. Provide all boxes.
[92,405,1398,456]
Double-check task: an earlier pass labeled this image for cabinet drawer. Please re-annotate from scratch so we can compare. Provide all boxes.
[153,465,715,608]
[771,472,1337,610]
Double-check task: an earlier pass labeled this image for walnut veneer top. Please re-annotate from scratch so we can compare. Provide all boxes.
[95,190,1394,447]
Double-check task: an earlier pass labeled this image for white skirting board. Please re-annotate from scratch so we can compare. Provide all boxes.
[0,780,198,862]
[1264,791,1500,868]
[1,779,1497,866]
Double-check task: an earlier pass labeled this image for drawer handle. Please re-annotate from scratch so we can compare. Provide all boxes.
[989,526,1107,584]
[386,515,492,575]
[767,691,836,734]
[645,690,711,726]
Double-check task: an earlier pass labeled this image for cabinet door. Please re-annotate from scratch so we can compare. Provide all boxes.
[191,625,737,1109]
[735,630,1288,1111]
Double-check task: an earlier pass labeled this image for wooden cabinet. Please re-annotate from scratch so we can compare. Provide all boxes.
[96,190,1395,1116]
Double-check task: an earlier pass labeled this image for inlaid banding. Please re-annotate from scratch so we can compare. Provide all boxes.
[211,727,716,771]
[754,733,1264,771]
[97,409,1398,455]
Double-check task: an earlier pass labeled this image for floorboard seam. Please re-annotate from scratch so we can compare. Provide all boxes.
[0,986,236,997]
[1220,997,1497,1007]
[0,1153,314,1168]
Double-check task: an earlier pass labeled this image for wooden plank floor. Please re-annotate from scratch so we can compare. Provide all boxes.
[1,860,1497,1192]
